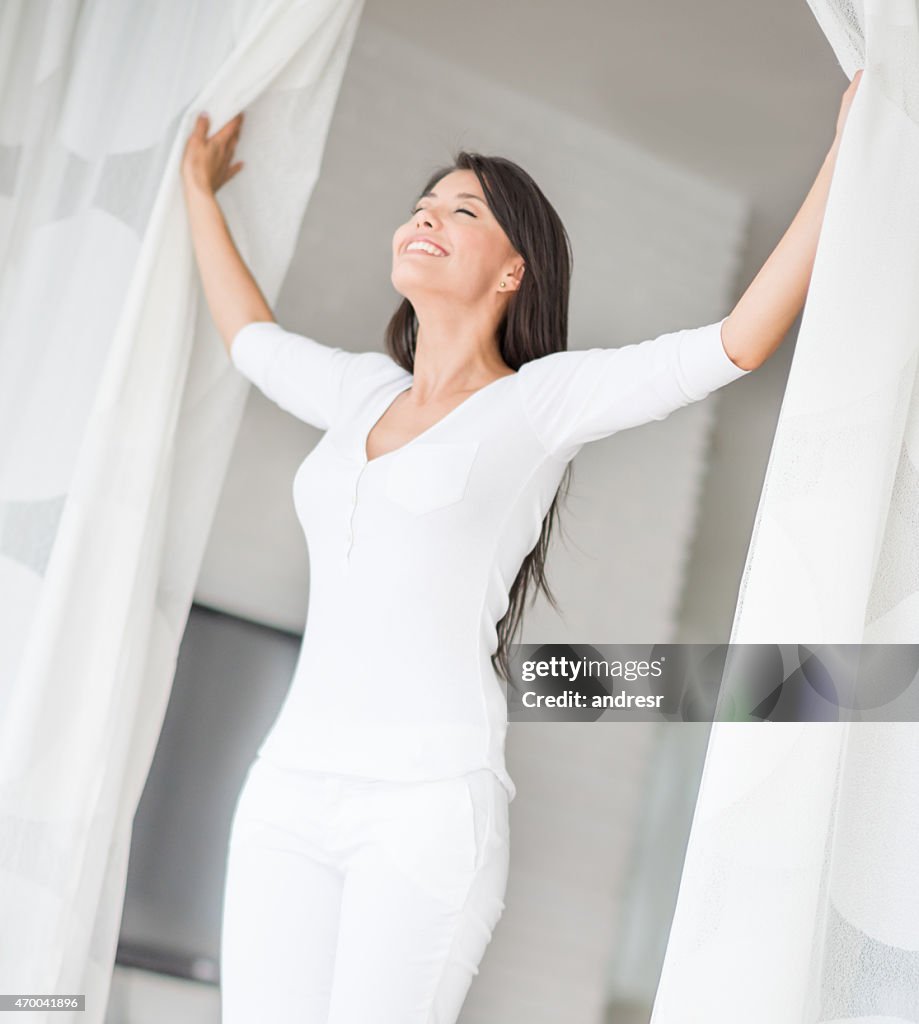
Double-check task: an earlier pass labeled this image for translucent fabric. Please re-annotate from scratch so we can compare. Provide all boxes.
[0,1,365,1019]
[651,2,919,1021]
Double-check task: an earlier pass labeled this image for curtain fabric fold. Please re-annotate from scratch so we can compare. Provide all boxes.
[651,1,919,1020]
[0,1,365,1019]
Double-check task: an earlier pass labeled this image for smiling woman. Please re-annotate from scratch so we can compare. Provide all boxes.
[184,123,755,1019]
[214,153,751,1023]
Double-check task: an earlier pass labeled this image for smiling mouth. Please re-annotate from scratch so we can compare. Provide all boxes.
[404,241,449,257]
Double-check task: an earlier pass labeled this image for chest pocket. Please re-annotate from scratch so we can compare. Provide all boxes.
[384,441,480,516]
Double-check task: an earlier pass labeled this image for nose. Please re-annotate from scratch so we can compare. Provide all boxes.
[415,207,438,229]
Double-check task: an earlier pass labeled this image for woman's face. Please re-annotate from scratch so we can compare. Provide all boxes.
[391,168,523,305]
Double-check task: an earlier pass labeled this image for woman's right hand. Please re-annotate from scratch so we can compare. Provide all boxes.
[181,111,245,196]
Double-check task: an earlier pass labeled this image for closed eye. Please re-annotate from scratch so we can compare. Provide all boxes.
[410,207,476,217]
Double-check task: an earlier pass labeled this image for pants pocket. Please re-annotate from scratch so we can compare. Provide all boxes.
[461,769,490,873]
[374,776,479,906]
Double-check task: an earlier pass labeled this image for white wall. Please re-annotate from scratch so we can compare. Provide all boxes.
[195,19,750,1024]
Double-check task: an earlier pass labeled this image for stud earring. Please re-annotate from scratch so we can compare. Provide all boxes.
[499,280,506,288]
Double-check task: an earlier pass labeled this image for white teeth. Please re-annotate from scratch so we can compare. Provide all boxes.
[407,241,446,256]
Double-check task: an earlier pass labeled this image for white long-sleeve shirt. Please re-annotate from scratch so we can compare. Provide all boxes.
[230,317,751,802]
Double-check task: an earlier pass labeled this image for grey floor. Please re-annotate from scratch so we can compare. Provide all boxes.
[105,967,220,1024]
[105,966,654,1023]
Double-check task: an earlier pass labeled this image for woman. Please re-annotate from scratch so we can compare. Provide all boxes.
[181,70,861,1024]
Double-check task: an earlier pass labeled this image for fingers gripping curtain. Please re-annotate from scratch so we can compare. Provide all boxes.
[0,1,365,1019]
[650,2,919,1021]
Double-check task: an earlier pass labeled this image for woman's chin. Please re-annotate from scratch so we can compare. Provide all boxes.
[390,269,449,301]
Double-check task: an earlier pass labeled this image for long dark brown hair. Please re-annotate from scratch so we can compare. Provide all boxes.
[384,150,574,685]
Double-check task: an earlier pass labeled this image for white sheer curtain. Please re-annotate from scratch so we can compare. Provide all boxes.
[651,2,919,1021]
[0,1,365,1019]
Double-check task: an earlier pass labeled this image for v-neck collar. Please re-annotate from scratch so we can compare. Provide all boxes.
[360,371,517,466]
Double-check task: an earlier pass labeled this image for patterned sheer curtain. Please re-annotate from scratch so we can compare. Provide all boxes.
[651,1,919,1020]
[0,1,365,1020]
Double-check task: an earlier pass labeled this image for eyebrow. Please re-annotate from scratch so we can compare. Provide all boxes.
[418,191,487,205]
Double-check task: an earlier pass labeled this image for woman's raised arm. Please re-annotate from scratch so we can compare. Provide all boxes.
[181,111,272,353]
[721,70,863,369]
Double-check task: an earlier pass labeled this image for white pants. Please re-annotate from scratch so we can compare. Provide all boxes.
[219,755,510,1023]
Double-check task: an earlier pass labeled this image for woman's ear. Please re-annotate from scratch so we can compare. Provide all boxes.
[507,262,525,290]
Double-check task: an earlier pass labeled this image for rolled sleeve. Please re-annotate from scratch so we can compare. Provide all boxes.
[678,317,752,399]
[518,316,753,460]
[230,320,362,431]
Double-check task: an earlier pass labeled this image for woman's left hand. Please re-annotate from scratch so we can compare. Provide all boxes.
[834,69,863,143]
